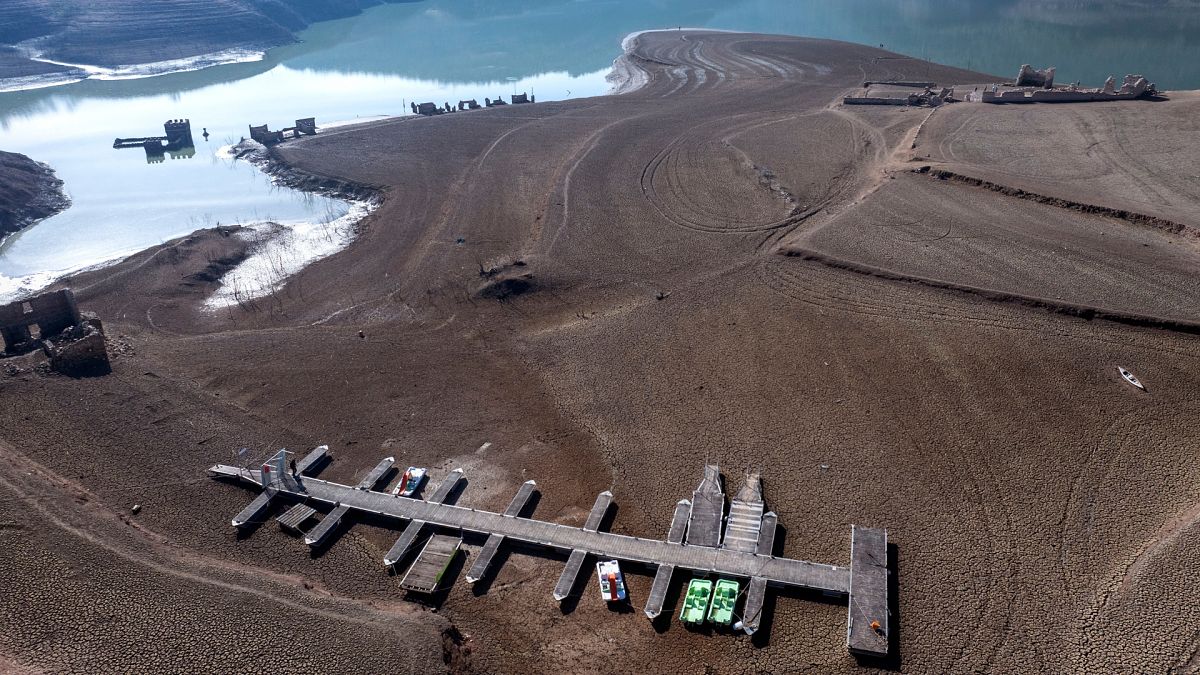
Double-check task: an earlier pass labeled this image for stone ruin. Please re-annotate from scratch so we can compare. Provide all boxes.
[1108,74,1156,97]
[0,289,110,376]
[1016,64,1056,89]
[294,118,317,136]
[843,85,956,107]
[249,124,285,145]
[412,102,442,116]
[977,71,1158,104]
[248,119,317,145]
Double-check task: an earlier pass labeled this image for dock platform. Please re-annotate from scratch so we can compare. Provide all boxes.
[467,480,537,583]
[277,504,317,533]
[723,473,765,552]
[400,534,461,593]
[384,469,463,567]
[847,525,889,655]
[210,449,891,657]
[644,499,694,619]
[686,464,724,547]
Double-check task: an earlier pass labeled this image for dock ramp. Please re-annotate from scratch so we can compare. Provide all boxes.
[400,534,462,593]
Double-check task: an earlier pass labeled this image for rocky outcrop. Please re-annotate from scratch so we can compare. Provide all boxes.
[0,151,69,240]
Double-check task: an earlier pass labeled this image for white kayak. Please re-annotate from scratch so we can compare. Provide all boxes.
[1117,366,1145,390]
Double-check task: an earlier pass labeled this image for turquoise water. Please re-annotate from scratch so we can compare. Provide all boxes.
[2,0,1198,298]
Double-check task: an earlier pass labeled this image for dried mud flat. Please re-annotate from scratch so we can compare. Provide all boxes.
[2,31,1200,674]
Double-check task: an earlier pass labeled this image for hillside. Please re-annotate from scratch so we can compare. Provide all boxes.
[0,150,67,240]
[0,0,419,74]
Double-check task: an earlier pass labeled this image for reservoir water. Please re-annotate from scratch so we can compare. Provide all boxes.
[2,0,1198,300]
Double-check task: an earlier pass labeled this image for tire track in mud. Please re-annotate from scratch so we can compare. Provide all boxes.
[0,439,421,633]
[536,112,651,256]
[776,246,1200,335]
[917,168,1196,237]
[639,112,834,235]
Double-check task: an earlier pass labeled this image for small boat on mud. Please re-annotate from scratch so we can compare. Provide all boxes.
[596,560,627,602]
[680,578,713,624]
[393,467,427,497]
[1117,366,1145,391]
[708,579,739,625]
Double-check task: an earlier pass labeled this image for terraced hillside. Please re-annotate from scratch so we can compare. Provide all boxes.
[0,0,416,72]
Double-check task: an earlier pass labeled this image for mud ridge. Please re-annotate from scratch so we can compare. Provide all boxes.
[232,140,383,207]
[917,166,1195,237]
[781,247,1200,335]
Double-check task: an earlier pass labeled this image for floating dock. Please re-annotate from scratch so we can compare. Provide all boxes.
[401,534,462,593]
[209,449,891,657]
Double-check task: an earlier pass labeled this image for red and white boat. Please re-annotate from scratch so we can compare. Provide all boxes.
[393,467,427,497]
[596,560,627,602]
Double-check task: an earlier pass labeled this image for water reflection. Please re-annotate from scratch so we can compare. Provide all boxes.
[4,0,1199,127]
[0,0,1198,295]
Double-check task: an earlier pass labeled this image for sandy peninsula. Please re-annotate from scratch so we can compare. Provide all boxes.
[2,30,1199,674]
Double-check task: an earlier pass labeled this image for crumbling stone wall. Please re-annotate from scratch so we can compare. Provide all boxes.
[1016,64,1056,88]
[0,288,80,353]
[1,288,110,375]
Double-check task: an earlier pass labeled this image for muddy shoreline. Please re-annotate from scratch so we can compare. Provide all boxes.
[3,30,1200,674]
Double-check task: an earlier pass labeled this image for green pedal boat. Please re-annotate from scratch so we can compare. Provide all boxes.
[679,579,713,624]
[708,579,739,625]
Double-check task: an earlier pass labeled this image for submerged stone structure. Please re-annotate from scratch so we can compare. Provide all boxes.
[113,119,196,162]
[249,118,318,144]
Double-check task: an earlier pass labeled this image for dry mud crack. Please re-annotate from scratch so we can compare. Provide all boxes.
[4,30,1200,674]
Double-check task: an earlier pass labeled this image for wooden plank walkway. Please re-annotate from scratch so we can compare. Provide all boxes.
[687,464,724,547]
[277,504,316,532]
[723,500,764,552]
[553,491,615,601]
[211,457,891,657]
[357,457,394,490]
[384,469,464,567]
[741,576,768,634]
[467,534,505,584]
[401,534,461,593]
[210,464,851,593]
[304,504,350,547]
[466,480,537,583]
[756,511,778,556]
[847,525,889,656]
[644,499,694,618]
[667,500,691,544]
[231,492,271,528]
[583,491,612,531]
[644,564,675,619]
[554,549,589,601]
[296,446,329,475]
[723,473,764,552]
